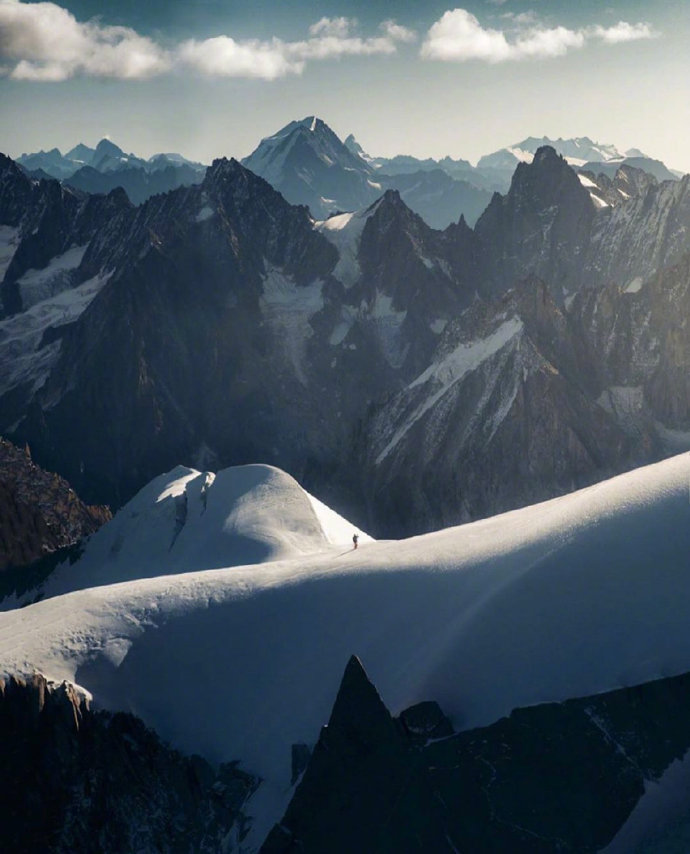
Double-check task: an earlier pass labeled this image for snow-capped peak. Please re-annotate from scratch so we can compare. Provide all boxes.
[4,463,371,607]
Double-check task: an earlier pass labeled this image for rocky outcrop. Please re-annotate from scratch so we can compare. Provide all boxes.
[0,437,110,572]
[360,278,639,535]
[263,656,690,853]
[0,673,257,853]
[578,164,658,209]
[475,146,596,300]
[0,155,133,316]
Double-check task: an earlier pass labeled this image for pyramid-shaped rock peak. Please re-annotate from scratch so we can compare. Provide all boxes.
[326,655,395,745]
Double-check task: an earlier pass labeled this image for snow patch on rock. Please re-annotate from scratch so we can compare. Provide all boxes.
[260,266,324,385]
[376,316,524,463]
[17,244,87,311]
[315,201,380,288]
[0,271,110,400]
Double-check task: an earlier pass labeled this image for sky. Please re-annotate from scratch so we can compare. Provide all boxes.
[1,0,689,171]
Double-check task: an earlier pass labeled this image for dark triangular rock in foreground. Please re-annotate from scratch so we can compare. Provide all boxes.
[263,656,690,853]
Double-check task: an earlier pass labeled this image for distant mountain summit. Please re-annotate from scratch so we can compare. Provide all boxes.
[242,116,377,218]
[476,135,680,189]
[242,116,491,227]
[478,136,627,171]
[16,139,207,206]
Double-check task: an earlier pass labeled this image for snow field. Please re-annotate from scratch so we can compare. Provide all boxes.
[1,454,689,846]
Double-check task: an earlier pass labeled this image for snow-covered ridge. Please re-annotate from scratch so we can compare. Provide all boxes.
[4,462,370,607]
[1,454,689,846]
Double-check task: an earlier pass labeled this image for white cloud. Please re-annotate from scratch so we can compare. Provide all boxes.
[0,1,416,81]
[177,37,302,81]
[0,0,170,81]
[421,8,659,63]
[514,26,585,59]
[501,11,539,26]
[421,10,512,62]
[588,21,658,43]
[308,17,354,39]
[380,19,417,44]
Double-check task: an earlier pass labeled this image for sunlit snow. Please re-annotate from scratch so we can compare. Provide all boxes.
[1,454,689,847]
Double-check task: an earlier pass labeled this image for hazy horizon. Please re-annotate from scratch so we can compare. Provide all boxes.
[2,0,688,172]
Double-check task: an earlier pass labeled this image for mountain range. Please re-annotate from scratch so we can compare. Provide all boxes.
[1,137,690,537]
[18,120,681,228]
[17,138,206,205]
[347,130,682,193]
[241,116,492,228]
[3,114,690,852]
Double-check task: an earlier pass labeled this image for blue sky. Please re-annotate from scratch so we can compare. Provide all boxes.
[1,0,688,170]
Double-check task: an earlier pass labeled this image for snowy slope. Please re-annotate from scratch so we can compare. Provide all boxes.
[478,136,625,171]
[0,271,110,401]
[0,454,689,848]
[314,200,381,288]
[16,244,87,310]
[6,463,371,605]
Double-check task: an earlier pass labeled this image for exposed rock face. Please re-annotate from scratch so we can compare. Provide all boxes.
[360,277,640,535]
[263,656,690,853]
[573,252,690,436]
[578,164,658,209]
[0,437,110,572]
[475,147,596,300]
[0,155,132,316]
[0,673,257,853]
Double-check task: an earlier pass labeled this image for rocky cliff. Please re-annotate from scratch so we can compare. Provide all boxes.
[0,673,256,853]
[264,656,690,853]
[0,437,110,573]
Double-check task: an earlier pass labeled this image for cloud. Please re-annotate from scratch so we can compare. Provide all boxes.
[308,16,354,39]
[177,37,302,81]
[421,10,512,62]
[380,20,417,44]
[0,0,170,81]
[421,8,658,63]
[588,21,658,43]
[0,2,417,81]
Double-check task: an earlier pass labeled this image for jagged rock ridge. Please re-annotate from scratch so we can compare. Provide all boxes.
[0,673,257,854]
[264,656,690,853]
